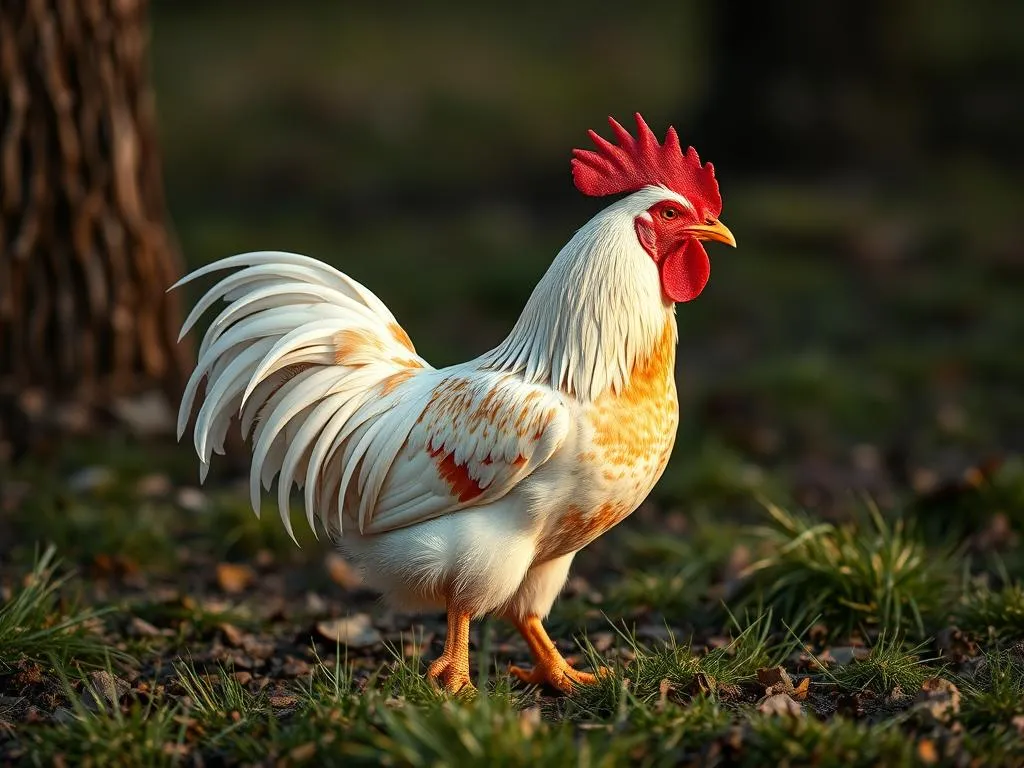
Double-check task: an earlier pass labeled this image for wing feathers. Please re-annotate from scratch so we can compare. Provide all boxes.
[175,251,570,545]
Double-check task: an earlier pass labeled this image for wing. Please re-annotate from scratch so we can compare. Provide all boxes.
[322,368,572,536]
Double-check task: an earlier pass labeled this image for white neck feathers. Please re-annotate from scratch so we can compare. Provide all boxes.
[482,190,677,402]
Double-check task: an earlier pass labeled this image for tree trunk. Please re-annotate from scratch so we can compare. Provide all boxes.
[0,0,189,460]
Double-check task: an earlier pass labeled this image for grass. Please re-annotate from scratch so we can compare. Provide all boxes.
[0,546,124,673]
[740,501,952,638]
[955,580,1024,641]
[18,696,186,768]
[827,635,935,695]
[2,471,1023,765]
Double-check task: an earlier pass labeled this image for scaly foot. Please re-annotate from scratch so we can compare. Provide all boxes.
[509,614,610,693]
[426,608,475,694]
[427,652,475,694]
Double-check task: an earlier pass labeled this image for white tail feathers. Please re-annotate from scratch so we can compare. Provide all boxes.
[173,251,430,544]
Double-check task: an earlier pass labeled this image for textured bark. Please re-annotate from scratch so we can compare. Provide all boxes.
[0,0,189,458]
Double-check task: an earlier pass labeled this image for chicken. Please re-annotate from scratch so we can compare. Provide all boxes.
[174,113,735,693]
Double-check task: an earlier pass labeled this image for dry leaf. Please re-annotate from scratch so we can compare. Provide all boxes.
[757,666,794,693]
[758,693,802,718]
[216,563,256,594]
[917,740,939,764]
[288,742,318,762]
[792,676,810,701]
[915,678,961,725]
[519,706,541,737]
[325,553,363,589]
[316,614,382,648]
[219,622,245,647]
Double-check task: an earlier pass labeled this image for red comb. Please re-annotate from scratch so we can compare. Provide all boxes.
[571,113,722,216]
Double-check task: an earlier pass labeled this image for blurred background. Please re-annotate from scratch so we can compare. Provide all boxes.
[153,0,1024,512]
[2,0,1023,550]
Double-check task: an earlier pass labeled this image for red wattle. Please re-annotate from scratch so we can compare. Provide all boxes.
[660,239,710,303]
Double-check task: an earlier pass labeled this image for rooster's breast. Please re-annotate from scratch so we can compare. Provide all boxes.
[535,320,679,560]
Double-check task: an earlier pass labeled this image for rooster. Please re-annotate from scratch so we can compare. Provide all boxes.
[174,113,735,693]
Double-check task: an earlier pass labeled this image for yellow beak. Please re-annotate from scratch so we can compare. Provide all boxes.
[684,220,737,248]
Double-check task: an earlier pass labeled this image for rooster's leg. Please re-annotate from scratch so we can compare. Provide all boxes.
[509,614,609,693]
[426,608,474,694]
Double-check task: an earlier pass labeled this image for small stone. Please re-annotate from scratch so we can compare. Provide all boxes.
[283,658,312,677]
[270,694,298,709]
[316,614,382,648]
[68,467,115,494]
[305,592,328,614]
[232,671,253,686]
[135,473,172,498]
[828,646,869,666]
[590,631,615,653]
[176,487,209,513]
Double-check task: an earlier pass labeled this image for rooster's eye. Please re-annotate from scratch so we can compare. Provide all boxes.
[661,208,677,220]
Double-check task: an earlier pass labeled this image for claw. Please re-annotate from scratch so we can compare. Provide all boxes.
[509,659,609,693]
[508,614,611,693]
[427,654,475,694]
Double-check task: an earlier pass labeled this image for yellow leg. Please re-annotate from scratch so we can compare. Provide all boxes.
[508,614,609,693]
[426,609,474,694]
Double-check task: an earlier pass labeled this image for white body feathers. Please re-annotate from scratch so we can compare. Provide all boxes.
[175,187,685,618]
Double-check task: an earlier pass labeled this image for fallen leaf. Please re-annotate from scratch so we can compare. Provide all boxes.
[325,553,363,589]
[656,679,672,712]
[915,678,961,725]
[917,739,939,765]
[216,563,256,594]
[82,671,130,712]
[519,706,541,737]
[757,666,794,693]
[316,614,382,648]
[936,627,979,662]
[1012,715,1024,735]
[792,677,810,701]
[128,616,163,637]
[219,622,245,647]
[289,742,318,762]
[758,693,802,718]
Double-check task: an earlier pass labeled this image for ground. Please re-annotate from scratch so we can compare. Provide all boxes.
[2,3,1023,764]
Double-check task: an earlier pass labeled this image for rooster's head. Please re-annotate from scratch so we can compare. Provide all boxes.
[572,113,735,303]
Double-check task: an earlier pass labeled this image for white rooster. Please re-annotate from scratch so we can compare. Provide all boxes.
[175,113,735,692]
